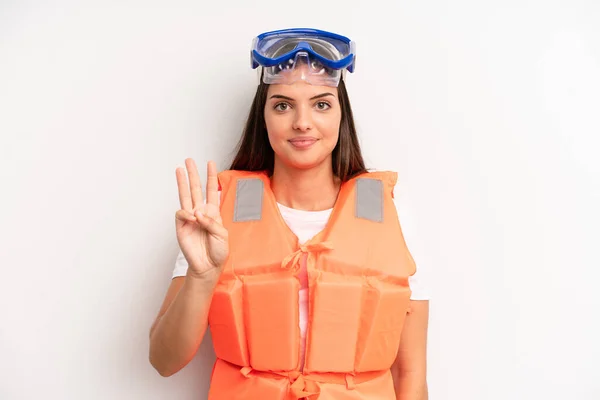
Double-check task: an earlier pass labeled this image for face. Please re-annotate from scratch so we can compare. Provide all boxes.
[264,72,341,172]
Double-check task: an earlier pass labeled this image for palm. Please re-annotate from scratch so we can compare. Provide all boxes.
[175,159,228,276]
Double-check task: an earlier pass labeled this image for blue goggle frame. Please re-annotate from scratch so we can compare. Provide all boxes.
[251,28,356,73]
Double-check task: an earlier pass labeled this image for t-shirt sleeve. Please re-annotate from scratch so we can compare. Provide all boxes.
[393,187,431,301]
[172,249,189,279]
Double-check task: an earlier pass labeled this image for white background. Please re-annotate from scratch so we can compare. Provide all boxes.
[1,1,599,399]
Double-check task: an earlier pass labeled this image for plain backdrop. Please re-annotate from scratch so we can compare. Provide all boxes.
[1,1,599,399]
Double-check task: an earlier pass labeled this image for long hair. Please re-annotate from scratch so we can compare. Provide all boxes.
[229,77,367,182]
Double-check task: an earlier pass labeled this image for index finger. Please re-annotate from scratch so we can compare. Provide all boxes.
[206,161,219,206]
[176,167,193,211]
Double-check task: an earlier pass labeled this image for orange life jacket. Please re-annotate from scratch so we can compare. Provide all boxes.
[207,169,416,399]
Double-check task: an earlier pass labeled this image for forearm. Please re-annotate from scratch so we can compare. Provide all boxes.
[149,272,217,376]
[392,368,428,400]
[392,300,429,400]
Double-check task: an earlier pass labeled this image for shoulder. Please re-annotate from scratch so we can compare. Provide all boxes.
[376,170,431,300]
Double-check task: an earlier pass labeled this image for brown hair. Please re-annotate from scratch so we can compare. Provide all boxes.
[229,77,367,182]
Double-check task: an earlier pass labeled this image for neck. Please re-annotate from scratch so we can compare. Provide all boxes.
[271,159,340,211]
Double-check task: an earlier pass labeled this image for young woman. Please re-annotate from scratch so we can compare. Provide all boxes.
[150,28,430,400]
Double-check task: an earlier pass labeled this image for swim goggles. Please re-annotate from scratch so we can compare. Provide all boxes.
[250,28,356,87]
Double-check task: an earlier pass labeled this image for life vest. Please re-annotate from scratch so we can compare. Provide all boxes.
[207,169,416,399]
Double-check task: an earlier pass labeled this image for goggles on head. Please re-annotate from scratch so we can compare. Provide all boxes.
[250,28,356,87]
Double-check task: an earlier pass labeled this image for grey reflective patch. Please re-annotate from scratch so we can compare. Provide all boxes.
[234,178,263,222]
[356,178,383,222]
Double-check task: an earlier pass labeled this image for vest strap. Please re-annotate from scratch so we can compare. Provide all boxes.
[281,241,334,272]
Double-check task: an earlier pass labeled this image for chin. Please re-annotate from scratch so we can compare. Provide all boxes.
[282,154,331,171]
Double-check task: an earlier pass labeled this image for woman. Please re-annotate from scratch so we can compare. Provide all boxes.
[149,28,429,400]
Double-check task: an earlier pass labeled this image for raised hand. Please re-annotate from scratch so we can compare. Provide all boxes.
[175,159,228,279]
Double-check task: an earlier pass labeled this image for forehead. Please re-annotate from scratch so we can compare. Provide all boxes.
[266,79,338,99]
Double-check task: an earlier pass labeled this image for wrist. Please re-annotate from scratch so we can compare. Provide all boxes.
[185,266,220,286]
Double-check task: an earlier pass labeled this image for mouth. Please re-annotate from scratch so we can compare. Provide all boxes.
[288,137,318,149]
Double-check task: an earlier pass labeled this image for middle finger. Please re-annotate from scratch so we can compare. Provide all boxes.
[185,158,204,209]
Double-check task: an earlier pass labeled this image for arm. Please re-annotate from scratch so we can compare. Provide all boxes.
[149,159,227,377]
[148,270,219,377]
[391,300,430,400]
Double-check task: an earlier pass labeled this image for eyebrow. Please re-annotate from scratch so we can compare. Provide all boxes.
[269,93,335,101]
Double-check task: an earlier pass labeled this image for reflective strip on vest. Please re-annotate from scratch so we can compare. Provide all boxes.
[355,178,383,222]
[234,178,264,222]
[234,177,383,222]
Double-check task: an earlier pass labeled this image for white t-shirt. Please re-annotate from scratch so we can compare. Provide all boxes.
[172,189,430,367]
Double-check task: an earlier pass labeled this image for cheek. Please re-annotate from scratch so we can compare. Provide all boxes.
[264,114,289,145]
[316,112,341,142]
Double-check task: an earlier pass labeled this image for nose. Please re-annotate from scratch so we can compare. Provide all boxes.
[292,105,313,132]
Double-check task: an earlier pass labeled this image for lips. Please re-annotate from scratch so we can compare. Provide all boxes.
[288,137,318,149]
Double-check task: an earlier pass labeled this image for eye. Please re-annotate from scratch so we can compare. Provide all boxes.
[315,101,331,111]
[274,102,290,111]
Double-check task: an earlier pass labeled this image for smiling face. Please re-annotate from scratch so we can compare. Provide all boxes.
[264,77,342,172]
